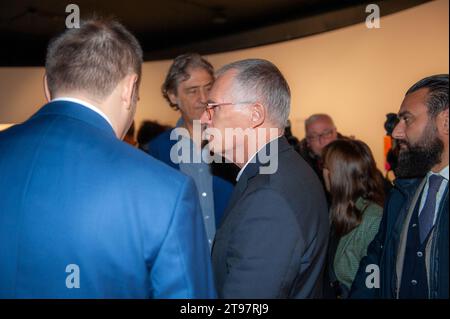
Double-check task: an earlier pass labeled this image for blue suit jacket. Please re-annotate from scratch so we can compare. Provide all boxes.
[147,129,234,228]
[0,101,216,298]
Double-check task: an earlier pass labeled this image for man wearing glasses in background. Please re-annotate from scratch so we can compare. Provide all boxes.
[298,113,347,186]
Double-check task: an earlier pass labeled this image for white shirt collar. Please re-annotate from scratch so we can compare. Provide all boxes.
[429,165,449,181]
[51,97,114,129]
[236,135,282,182]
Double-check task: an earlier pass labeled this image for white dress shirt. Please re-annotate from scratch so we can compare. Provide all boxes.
[52,97,114,129]
[236,135,282,182]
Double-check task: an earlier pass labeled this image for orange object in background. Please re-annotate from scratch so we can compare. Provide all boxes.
[384,135,393,171]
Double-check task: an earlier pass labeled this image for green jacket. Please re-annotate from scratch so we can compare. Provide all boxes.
[333,197,383,290]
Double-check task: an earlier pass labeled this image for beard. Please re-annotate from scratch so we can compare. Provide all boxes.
[394,123,444,179]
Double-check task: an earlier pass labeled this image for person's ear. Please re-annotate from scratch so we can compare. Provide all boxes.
[250,103,265,128]
[167,90,178,107]
[434,108,449,136]
[43,74,51,102]
[122,73,138,110]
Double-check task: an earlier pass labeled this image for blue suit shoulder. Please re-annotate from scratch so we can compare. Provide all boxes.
[145,127,234,226]
[109,135,189,187]
[0,108,215,298]
[146,129,177,168]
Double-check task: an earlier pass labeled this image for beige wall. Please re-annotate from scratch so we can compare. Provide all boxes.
[0,0,448,170]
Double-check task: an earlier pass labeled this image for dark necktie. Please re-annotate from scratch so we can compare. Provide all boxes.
[419,174,444,244]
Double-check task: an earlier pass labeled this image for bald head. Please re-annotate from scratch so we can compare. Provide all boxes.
[305,114,335,130]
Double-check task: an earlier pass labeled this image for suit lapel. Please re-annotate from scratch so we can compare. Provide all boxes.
[225,177,247,213]
[395,178,427,298]
[216,136,291,229]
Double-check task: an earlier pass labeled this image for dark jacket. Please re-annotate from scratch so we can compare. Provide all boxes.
[350,177,449,299]
[212,137,329,298]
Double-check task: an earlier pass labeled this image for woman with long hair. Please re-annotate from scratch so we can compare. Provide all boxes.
[322,139,385,298]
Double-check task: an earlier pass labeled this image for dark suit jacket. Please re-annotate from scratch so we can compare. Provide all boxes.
[350,178,448,299]
[212,136,329,298]
[146,128,235,227]
[0,101,216,298]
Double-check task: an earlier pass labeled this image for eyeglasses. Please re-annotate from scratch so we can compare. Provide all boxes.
[306,128,336,143]
[204,101,254,120]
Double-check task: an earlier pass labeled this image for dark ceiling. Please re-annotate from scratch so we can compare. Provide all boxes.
[0,0,430,66]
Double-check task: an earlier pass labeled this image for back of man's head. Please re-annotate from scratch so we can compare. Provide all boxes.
[45,18,143,101]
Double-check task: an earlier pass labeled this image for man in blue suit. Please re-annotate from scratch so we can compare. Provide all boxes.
[147,53,235,250]
[0,19,215,298]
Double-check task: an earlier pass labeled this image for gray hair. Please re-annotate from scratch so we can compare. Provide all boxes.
[216,59,291,128]
[305,113,335,131]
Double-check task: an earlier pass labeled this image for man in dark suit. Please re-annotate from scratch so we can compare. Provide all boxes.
[350,74,448,299]
[200,59,329,298]
[0,19,215,298]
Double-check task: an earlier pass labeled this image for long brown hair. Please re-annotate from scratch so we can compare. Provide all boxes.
[322,139,385,237]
